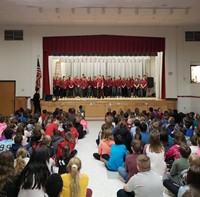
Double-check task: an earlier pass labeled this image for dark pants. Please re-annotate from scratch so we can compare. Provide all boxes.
[87,87,92,97]
[68,88,74,97]
[83,88,87,97]
[74,86,80,97]
[93,87,97,98]
[163,179,179,196]
[93,153,109,161]
[112,87,117,97]
[97,87,104,98]
[117,189,135,197]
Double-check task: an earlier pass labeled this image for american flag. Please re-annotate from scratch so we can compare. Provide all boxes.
[35,58,42,89]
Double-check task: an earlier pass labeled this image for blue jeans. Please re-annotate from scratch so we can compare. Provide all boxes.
[118,167,128,182]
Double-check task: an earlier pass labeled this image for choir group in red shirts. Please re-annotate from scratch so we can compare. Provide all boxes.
[53,74,148,100]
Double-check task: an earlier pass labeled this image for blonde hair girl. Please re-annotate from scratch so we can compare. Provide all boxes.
[60,157,92,197]
[15,147,29,174]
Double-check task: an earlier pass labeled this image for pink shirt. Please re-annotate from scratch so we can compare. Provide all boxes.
[196,148,200,156]
[80,119,88,131]
[165,144,180,160]
[0,122,7,137]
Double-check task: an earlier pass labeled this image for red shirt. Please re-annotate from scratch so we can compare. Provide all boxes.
[70,127,79,139]
[111,80,116,87]
[68,80,74,88]
[55,79,60,87]
[116,79,122,87]
[122,80,126,87]
[126,80,132,89]
[74,79,81,87]
[45,122,58,137]
[92,79,97,87]
[81,79,88,88]
[88,80,92,87]
[61,80,68,89]
[141,79,147,88]
[97,77,104,87]
[134,80,139,88]
[104,79,108,87]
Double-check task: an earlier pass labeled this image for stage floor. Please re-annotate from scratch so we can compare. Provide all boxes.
[41,97,177,118]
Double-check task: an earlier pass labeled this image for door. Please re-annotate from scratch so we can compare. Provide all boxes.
[0,81,15,116]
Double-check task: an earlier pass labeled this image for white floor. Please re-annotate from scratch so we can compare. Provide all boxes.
[76,121,172,197]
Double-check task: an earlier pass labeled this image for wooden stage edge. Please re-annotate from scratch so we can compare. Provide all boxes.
[41,98,177,118]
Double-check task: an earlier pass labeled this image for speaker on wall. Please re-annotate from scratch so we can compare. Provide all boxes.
[147,77,154,88]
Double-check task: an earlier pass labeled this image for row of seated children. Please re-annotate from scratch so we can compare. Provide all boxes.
[0,106,89,173]
[0,106,92,197]
[0,148,92,197]
[93,107,200,197]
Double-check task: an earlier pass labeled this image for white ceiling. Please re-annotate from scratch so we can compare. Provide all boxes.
[0,0,200,26]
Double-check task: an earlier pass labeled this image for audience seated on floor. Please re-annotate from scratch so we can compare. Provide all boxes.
[45,173,63,197]
[93,127,115,161]
[117,155,163,197]
[143,129,167,177]
[60,157,92,197]
[163,145,192,196]
[118,139,142,182]
[0,128,14,153]
[17,147,50,197]
[0,151,18,197]
[14,147,30,174]
[102,134,127,171]
[1,105,200,197]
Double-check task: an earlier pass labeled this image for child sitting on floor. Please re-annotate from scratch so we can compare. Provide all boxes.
[118,139,142,182]
[93,128,115,161]
[57,144,75,174]
[102,134,127,171]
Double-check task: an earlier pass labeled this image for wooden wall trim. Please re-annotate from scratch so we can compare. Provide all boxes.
[15,96,28,111]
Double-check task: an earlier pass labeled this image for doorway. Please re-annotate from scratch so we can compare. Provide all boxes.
[0,81,15,116]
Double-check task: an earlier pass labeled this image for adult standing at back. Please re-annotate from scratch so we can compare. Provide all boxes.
[33,88,41,114]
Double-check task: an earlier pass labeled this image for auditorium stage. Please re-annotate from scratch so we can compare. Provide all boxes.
[40,97,177,118]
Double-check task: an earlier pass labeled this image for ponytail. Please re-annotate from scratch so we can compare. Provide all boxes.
[70,164,80,197]
[15,155,26,174]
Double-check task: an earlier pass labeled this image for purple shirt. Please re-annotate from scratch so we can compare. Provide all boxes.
[126,153,139,181]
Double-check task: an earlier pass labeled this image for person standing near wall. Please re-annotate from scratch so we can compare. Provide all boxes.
[33,88,41,114]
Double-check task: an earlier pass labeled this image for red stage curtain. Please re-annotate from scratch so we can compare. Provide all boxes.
[43,35,165,98]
